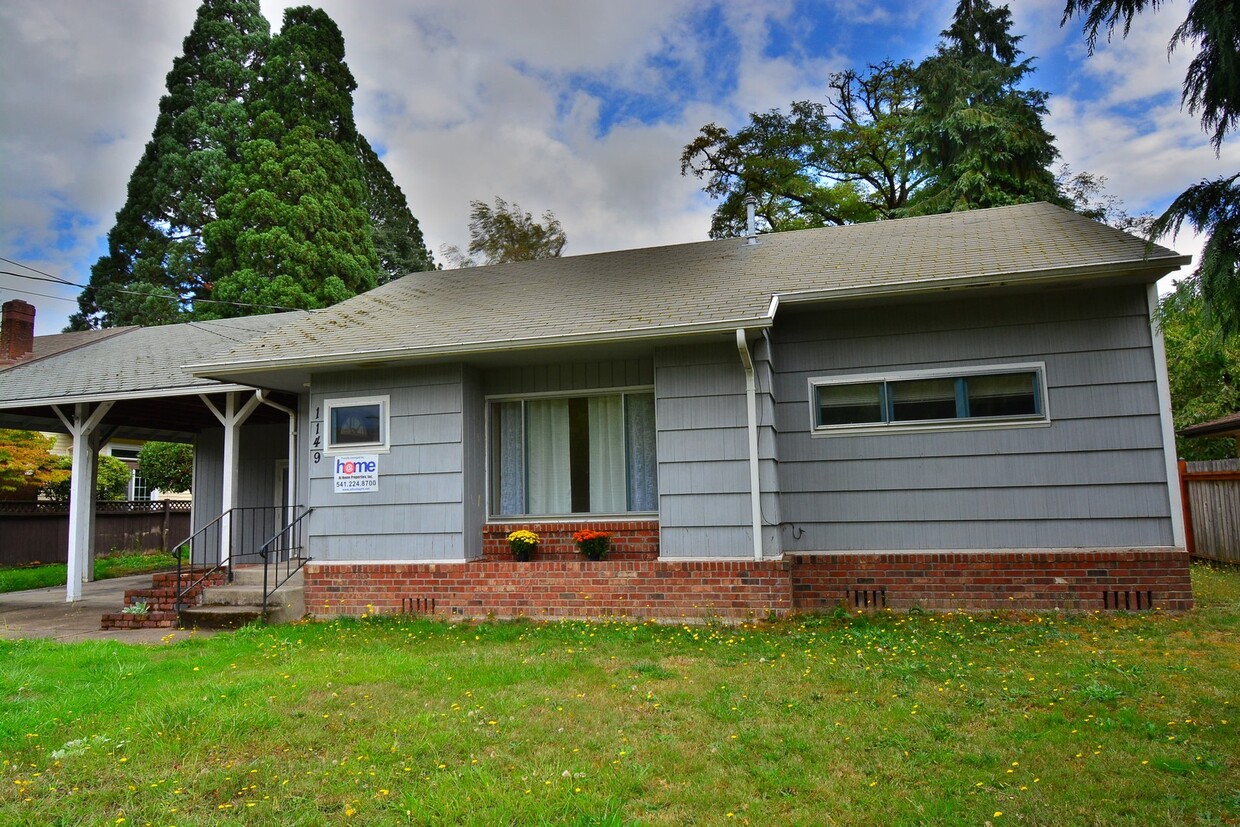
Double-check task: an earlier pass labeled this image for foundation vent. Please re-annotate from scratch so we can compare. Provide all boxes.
[1103,590,1154,611]
[402,596,436,615]
[849,588,887,609]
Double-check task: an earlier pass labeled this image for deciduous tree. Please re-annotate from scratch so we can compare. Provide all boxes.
[681,61,923,237]
[0,430,67,495]
[137,442,194,494]
[441,198,567,266]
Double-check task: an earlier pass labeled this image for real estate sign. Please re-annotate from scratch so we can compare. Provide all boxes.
[333,455,378,493]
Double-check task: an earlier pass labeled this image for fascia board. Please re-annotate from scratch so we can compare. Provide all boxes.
[773,256,1191,306]
[0,383,261,411]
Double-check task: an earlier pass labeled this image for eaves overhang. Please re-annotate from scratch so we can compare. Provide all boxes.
[772,255,1191,308]
[187,316,775,380]
[0,382,264,412]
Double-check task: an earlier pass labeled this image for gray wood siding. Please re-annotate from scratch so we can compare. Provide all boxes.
[460,367,486,559]
[773,285,1175,550]
[483,359,654,395]
[655,342,779,558]
[189,422,287,564]
[307,365,468,561]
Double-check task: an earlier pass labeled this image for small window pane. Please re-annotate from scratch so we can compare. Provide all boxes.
[890,378,957,421]
[818,383,884,425]
[967,372,1038,418]
[330,403,382,446]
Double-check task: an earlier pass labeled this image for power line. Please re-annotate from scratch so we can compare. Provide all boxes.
[0,286,80,304]
[0,260,306,313]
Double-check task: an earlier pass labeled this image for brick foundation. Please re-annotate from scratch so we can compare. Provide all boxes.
[790,549,1194,612]
[100,569,226,630]
[306,558,791,621]
[481,520,659,562]
[304,548,1193,622]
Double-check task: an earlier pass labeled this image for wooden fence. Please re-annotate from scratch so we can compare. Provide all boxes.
[0,501,191,567]
[1180,459,1240,564]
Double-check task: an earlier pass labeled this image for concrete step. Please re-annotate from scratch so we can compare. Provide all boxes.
[178,604,263,630]
[227,564,306,587]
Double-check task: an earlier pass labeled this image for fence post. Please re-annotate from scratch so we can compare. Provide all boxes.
[1178,459,1196,556]
[161,500,171,552]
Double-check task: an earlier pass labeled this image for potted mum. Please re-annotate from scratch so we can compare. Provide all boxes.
[572,529,611,561]
[507,529,540,561]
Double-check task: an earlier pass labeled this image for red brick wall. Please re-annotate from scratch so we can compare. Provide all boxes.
[481,520,659,561]
[304,548,1193,622]
[305,558,791,621]
[790,549,1194,612]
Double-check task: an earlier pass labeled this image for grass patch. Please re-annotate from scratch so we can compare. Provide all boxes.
[0,550,176,594]
[0,563,1236,825]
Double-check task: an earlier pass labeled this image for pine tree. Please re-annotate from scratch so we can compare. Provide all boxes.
[908,0,1063,215]
[70,0,269,329]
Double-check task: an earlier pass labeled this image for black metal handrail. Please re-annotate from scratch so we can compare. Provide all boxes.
[258,507,314,613]
[173,506,297,614]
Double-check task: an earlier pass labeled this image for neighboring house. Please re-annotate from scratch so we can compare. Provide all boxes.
[1179,412,1240,457]
[0,203,1195,613]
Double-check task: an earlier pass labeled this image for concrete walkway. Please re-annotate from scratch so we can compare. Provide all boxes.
[0,574,215,644]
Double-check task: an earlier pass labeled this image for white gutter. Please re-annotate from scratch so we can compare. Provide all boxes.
[735,328,764,562]
[257,390,299,525]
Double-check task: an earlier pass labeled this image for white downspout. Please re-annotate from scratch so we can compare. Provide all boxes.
[257,389,298,525]
[736,329,764,561]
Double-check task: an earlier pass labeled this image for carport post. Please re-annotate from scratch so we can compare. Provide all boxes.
[202,391,263,569]
[53,401,114,602]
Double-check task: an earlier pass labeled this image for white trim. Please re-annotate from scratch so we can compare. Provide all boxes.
[1147,284,1186,548]
[807,362,1050,437]
[787,546,1182,556]
[483,387,657,520]
[322,395,390,455]
[0,383,262,412]
[484,384,655,403]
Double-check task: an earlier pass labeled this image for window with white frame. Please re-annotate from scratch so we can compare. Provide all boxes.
[489,391,657,517]
[810,365,1048,434]
[324,396,389,452]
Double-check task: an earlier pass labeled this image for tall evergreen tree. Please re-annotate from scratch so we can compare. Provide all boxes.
[907,0,1064,214]
[204,6,380,315]
[72,1,432,329]
[70,0,269,329]
[356,136,435,281]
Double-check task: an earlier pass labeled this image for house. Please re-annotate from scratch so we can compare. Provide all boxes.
[0,203,1195,616]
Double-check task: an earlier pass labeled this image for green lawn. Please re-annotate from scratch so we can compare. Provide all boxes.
[1,564,1236,826]
[0,551,178,594]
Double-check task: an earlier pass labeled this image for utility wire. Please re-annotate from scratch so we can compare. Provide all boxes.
[0,261,305,313]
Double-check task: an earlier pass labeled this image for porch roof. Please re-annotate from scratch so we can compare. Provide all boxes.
[0,313,309,436]
[189,202,1188,381]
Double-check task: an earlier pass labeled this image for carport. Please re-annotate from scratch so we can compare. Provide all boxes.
[0,313,306,602]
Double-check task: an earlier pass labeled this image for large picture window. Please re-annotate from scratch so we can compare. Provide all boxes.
[324,396,389,452]
[811,365,1047,434]
[490,391,657,517]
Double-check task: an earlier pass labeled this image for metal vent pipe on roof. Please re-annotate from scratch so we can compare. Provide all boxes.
[743,195,758,245]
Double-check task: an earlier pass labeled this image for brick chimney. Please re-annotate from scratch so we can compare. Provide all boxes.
[0,299,36,364]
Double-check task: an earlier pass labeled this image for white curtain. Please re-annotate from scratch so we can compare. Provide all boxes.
[588,395,625,513]
[527,399,570,514]
[495,401,525,515]
[625,393,657,511]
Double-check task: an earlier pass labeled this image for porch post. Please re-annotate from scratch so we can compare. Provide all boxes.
[202,391,264,568]
[53,401,114,602]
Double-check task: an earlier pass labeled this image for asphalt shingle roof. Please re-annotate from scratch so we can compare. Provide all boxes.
[191,203,1187,375]
[0,313,309,406]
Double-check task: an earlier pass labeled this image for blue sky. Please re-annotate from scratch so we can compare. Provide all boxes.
[1,0,1234,334]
